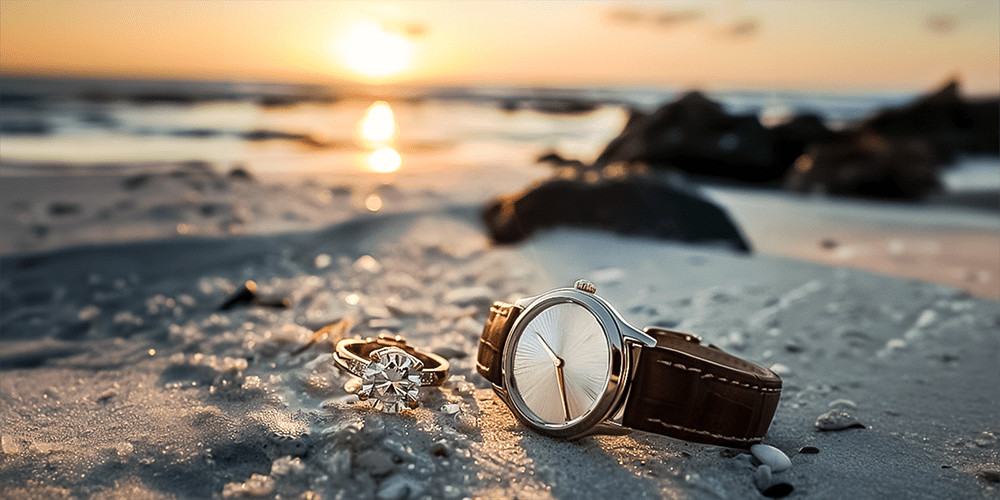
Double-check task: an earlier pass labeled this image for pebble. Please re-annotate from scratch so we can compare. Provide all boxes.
[797,446,820,454]
[376,474,420,500]
[828,399,857,409]
[429,441,450,458]
[815,409,865,431]
[977,468,1000,483]
[355,449,396,476]
[754,464,772,490]
[750,444,791,473]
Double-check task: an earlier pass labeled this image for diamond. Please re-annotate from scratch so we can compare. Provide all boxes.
[358,347,424,413]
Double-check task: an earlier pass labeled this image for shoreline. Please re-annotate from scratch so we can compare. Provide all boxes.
[2,166,997,300]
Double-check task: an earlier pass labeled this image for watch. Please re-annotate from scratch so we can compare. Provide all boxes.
[476,279,782,447]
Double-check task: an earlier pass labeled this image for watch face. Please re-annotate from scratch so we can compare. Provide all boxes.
[509,302,612,426]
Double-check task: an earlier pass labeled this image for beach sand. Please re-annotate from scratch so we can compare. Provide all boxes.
[1,169,998,499]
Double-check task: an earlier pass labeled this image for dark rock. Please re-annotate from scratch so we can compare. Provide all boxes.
[172,128,221,139]
[130,92,198,106]
[862,79,1000,162]
[537,150,587,169]
[784,132,941,200]
[48,202,81,216]
[798,445,820,454]
[770,113,835,174]
[122,173,153,190]
[241,129,326,148]
[481,177,751,252]
[977,468,1000,483]
[526,98,599,115]
[0,120,52,135]
[227,166,256,182]
[219,281,290,311]
[594,92,781,183]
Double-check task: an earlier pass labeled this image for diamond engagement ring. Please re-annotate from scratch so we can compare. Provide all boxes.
[334,334,450,413]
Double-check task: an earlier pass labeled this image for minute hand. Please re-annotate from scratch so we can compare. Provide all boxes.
[535,333,564,367]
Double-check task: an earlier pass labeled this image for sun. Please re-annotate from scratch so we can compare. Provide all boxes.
[334,23,414,79]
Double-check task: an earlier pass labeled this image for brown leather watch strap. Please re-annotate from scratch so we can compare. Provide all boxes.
[476,301,522,386]
[622,328,782,448]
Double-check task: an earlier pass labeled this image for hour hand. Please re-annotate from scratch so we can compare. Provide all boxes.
[535,333,563,367]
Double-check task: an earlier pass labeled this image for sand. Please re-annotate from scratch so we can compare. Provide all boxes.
[1,169,998,499]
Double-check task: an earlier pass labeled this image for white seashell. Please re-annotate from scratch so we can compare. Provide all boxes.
[750,444,792,473]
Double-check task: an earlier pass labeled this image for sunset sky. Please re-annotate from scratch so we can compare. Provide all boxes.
[2,0,998,93]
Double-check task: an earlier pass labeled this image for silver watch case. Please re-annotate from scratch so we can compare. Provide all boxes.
[495,285,657,439]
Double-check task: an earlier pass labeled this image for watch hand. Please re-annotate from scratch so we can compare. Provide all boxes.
[535,333,563,367]
[555,364,571,422]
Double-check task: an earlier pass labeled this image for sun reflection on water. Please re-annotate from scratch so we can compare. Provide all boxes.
[357,101,402,174]
[359,101,397,145]
[368,147,402,173]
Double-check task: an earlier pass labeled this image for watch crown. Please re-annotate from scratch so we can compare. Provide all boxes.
[574,279,596,294]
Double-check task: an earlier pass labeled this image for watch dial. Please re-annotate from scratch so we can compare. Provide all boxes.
[511,303,611,424]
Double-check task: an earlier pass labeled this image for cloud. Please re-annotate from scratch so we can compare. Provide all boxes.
[653,10,703,29]
[606,7,646,25]
[605,6,703,30]
[925,13,958,35]
[721,18,759,39]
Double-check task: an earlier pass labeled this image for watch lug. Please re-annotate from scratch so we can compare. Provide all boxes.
[492,384,512,407]
[513,294,539,309]
[622,325,657,348]
[576,422,632,438]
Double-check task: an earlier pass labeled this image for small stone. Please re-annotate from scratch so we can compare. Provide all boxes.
[750,444,792,473]
[454,414,477,434]
[356,449,396,476]
[977,468,1000,483]
[376,474,419,500]
[797,446,820,454]
[815,409,865,431]
[430,441,450,458]
[828,399,857,409]
[1,434,22,455]
[353,255,383,274]
[762,483,794,498]
[97,387,118,402]
[973,431,997,447]
[754,464,772,490]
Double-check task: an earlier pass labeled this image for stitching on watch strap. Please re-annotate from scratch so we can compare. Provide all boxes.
[647,418,763,444]
[657,359,781,392]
